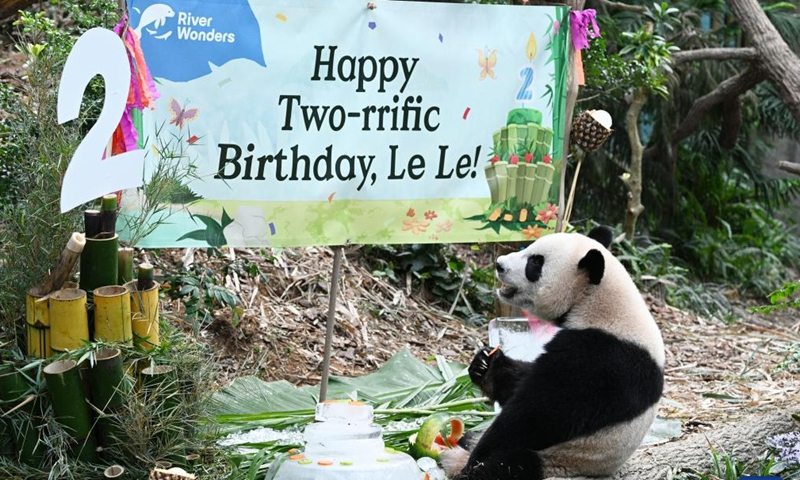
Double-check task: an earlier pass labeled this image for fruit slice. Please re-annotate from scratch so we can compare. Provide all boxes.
[408,414,465,460]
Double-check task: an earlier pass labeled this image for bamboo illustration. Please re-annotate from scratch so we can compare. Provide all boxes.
[93,286,132,345]
[484,165,499,202]
[89,348,129,448]
[0,364,43,466]
[80,234,120,296]
[49,288,90,354]
[25,287,50,358]
[43,360,98,462]
[506,163,519,199]
[494,163,508,201]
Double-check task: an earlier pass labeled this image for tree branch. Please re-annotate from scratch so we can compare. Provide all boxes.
[594,0,646,13]
[671,47,757,66]
[672,66,766,143]
[778,161,800,176]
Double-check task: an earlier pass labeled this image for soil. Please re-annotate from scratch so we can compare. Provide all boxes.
[148,244,800,435]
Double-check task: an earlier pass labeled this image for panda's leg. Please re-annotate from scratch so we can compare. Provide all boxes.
[439,431,482,477]
[469,348,532,406]
[452,413,544,480]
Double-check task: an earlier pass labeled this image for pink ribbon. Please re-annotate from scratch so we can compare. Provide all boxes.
[570,9,600,50]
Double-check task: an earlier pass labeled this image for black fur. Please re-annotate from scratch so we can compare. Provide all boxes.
[577,249,605,285]
[587,226,613,249]
[525,254,544,282]
[459,328,664,480]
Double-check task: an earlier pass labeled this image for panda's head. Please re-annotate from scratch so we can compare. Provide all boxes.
[495,226,616,322]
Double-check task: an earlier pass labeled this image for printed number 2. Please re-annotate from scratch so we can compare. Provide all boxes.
[516,66,534,102]
[57,28,145,213]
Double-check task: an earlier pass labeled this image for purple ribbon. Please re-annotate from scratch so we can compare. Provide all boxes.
[570,9,600,50]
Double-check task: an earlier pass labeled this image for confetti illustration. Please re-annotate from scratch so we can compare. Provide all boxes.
[218,77,232,87]
[187,135,198,144]
[276,13,287,22]
[328,192,336,203]
[269,222,277,236]
[438,33,443,43]
[368,21,377,30]
[462,107,471,120]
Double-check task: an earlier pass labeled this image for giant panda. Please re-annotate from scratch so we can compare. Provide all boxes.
[440,226,665,480]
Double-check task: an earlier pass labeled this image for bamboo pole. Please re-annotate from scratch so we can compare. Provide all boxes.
[126,280,160,351]
[49,288,90,354]
[26,286,50,358]
[137,262,155,292]
[98,194,118,240]
[0,364,43,466]
[41,232,86,295]
[43,360,98,462]
[85,210,101,238]
[105,465,127,478]
[118,247,134,285]
[89,348,129,448]
[80,234,120,296]
[93,286,132,344]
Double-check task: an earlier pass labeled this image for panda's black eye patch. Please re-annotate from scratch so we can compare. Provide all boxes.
[525,254,545,282]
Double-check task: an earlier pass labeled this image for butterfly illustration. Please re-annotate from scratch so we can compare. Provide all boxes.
[169,98,200,130]
[477,47,497,81]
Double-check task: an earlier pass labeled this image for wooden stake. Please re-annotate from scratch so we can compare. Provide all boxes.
[319,246,343,401]
[40,232,86,295]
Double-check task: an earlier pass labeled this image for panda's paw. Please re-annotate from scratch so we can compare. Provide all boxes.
[468,347,497,386]
[439,445,471,478]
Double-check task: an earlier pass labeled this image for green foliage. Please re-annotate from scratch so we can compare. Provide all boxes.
[161,249,243,331]
[750,281,800,315]
[365,244,495,322]
[675,444,800,480]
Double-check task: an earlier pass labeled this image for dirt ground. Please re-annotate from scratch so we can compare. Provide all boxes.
[150,245,799,437]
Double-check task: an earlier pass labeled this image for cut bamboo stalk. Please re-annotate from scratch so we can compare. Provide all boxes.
[140,364,179,414]
[25,286,50,358]
[126,279,160,351]
[97,194,118,240]
[85,210,101,238]
[150,467,196,480]
[105,465,127,478]
[137,263,155,292]
[0,364,43,466]
[93,286,132,344]
[44,360,98,462]
[49,288,90,354]
[89,348,129,448]
[40,232,86,295]
[80,234,120,295]
[118,247,134,285]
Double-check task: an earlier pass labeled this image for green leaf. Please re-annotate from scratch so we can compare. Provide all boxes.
[176,229,208,242]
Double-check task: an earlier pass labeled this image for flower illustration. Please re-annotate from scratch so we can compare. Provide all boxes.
[424,210,438,220]
[406,207,416,217]
[536,204,558,224]
[524,152,533,163]
[521,225,543,240]
[437,220,453,232]
[543,154,552,164]
[402,219,430,235]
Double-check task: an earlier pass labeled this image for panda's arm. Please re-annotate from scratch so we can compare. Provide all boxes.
[469,348,533,406]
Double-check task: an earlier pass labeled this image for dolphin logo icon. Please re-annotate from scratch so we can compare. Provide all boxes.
[134,3,175,37]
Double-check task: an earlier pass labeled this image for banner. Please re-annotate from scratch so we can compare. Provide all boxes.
[122,0,569,247]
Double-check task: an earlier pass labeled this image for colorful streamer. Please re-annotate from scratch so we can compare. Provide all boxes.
[569,9,600,51]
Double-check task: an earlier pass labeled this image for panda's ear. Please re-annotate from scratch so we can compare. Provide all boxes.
[578,249,605,285]
[587,226,613,249]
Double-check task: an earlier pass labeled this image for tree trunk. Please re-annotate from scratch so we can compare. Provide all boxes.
[622,88,647,240]
[547,411,796,480]
[726,0,800,123]
[0,0,37,20]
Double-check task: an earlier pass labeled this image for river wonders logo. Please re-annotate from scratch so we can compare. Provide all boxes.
[133,3,236,44]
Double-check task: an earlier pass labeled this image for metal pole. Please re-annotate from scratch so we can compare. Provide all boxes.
[319,246,343,401]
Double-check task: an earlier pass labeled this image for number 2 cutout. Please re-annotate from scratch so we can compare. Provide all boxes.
[516,66,534,102]
[57,28,145,213]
